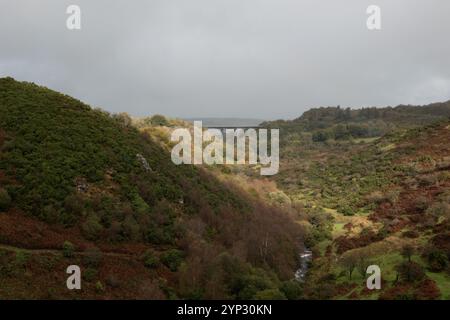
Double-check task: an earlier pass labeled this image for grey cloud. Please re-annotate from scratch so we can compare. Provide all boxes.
[1,0,449,119]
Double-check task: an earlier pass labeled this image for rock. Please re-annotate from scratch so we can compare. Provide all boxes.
[74,177,88,193]
[136,153,151,171]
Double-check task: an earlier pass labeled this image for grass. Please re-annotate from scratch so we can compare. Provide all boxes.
[332,223,345,237]
[426,272,450,300]
[380,143,396,152]
[353,137,379,144]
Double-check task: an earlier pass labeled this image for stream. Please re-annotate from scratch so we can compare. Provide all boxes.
[294,249,312,282]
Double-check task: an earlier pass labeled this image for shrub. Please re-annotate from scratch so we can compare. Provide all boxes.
[122,215,141,241]
[150,115,168,126]
[414,196,429,211]
[142,250,159,269]
[396,261,425,282]
[402,230,419,239]
[83,247,103,268]
[268,191,291,206]
[384,189,401,205]
[62,241,75,258]
[414,279,441,300]
[84,268,98,282]
[312,283,336,299]
[145,225,175,245]
[64,194,85,216]
[95,281,105,292]
[228,267,281,300]
[379,285,414,300]
[41,204,61,224]
[425,249,448,272]
[337,203,357,216]
[0,188,11,211]
[15,250,30,268]
[161,249,184,272]
[426,202,450,219]
[280,280,303,300]
[113,112,132,127]
[106,274,121,288]
[253,289,286,300]
[81,213,104,240]
[365,191,385,204]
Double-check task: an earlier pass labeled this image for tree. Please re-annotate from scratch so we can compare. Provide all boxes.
[161,249,184,272]
[356,249,372,278]
[395,261,425,283]
[401,245,415,263]
[280,280,303,300]
[340,250,359,280]
[81,213,104,240]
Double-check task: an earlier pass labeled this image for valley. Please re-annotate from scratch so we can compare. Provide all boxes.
[260,110,450,299]
[1,77,449,300]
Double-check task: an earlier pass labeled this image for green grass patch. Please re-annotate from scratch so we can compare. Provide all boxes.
[332,223,345,237]
[426,272,450,300]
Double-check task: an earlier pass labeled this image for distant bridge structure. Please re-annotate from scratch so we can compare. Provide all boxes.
[204,125,261,135]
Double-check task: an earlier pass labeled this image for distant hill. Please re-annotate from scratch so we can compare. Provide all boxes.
[0,77,302,299]
[263,102,450,142]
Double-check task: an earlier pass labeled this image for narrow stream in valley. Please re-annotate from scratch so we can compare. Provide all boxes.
[295,249,312,282]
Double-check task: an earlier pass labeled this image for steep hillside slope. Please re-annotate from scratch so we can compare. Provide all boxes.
[266,118,450,299]
[0,77,303,299]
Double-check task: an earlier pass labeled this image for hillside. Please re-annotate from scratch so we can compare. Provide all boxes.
[263,102,450,144]
[2,77,448,300]
[0,77,303,299]
[261,117,450,299]
[126,99,450,300]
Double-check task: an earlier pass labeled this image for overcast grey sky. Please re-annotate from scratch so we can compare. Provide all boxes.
[1,0,449,119]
